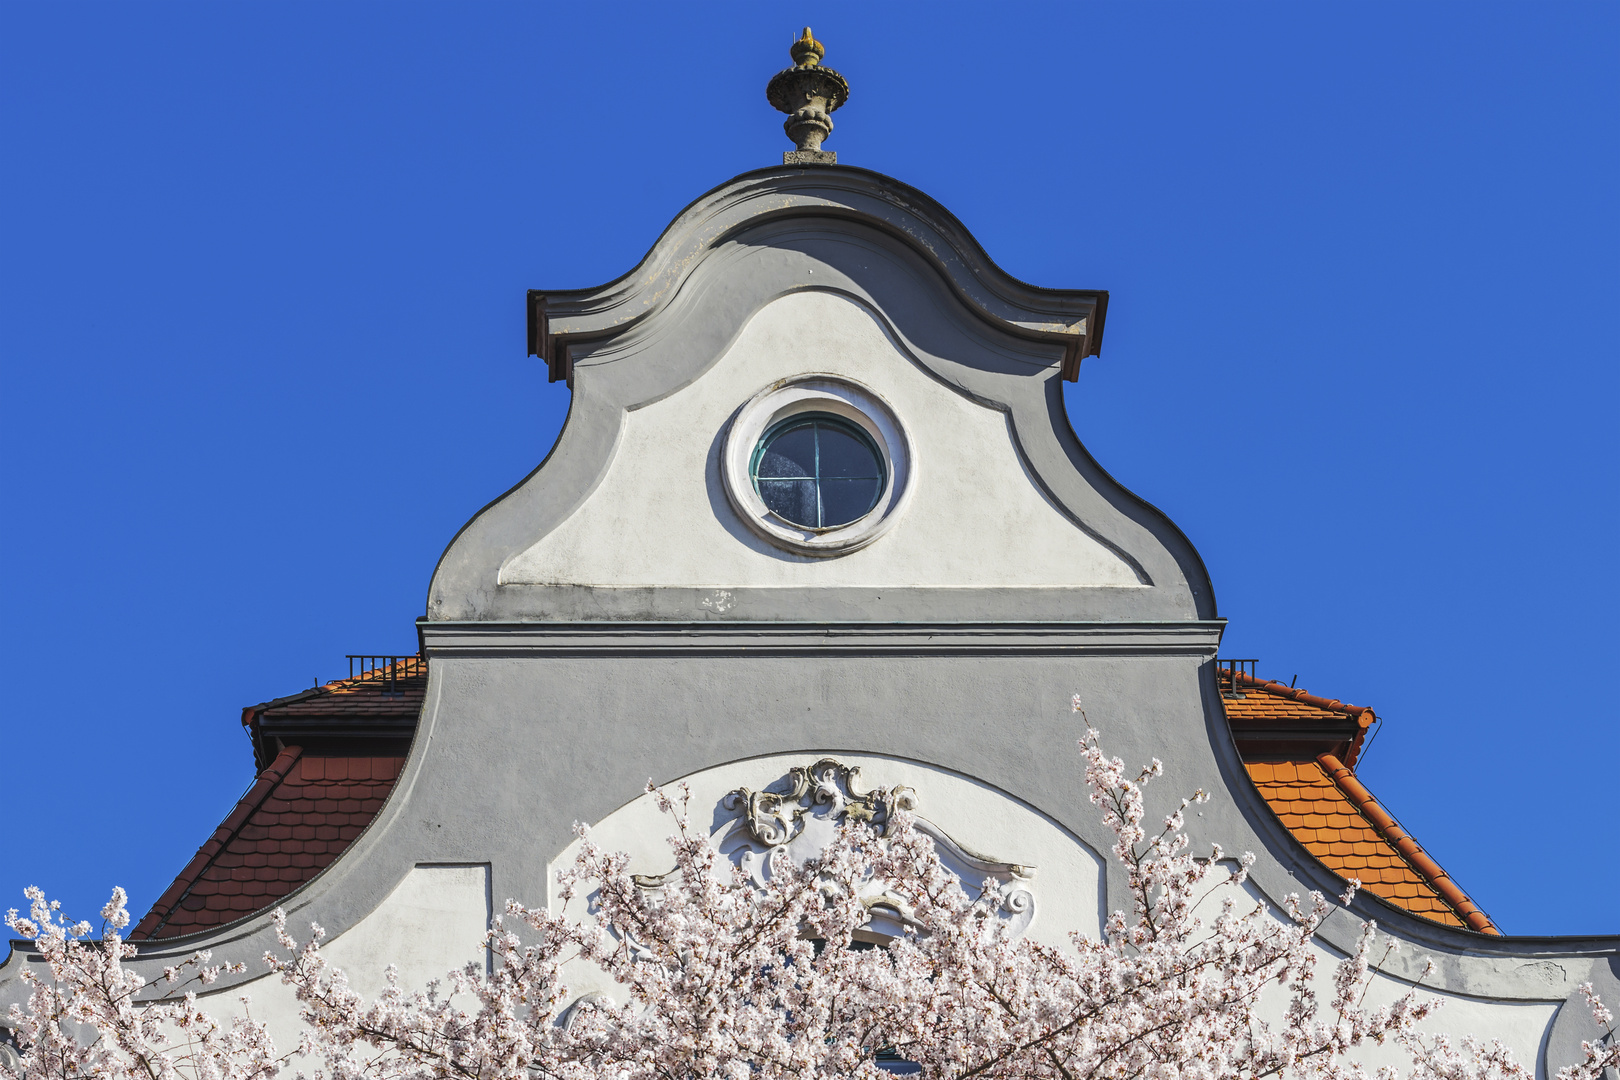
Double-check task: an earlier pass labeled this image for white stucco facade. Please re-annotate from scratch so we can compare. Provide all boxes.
[501,291,1143,590]
[195,865,490,1062]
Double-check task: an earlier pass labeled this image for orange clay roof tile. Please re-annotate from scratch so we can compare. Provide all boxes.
[1220,670,1375,768]
[1242,754,1498,934]
[1225,668,1497,934]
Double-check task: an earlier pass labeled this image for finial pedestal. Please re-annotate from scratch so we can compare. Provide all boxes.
[766,28,849,164]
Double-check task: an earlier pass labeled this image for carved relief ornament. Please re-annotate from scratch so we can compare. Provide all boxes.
[725,757,915,846]
[717,758,1038,938]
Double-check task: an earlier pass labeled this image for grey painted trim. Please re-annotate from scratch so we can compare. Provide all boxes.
[428,170,1218,623]
[446,584,1207,624]
[420,621,1227,657]
[1545,955,1620,1076]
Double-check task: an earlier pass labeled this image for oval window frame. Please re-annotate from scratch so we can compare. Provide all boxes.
[722,375,912,556]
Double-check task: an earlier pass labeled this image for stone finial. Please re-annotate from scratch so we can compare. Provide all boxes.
[788,26,824,67]
[766,27,849,165]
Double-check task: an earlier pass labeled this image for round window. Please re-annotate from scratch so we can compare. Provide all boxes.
[751,414,886,530]
[722,375,911,556]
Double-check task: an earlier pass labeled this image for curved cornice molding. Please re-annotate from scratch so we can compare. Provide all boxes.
[527,164,1107,385]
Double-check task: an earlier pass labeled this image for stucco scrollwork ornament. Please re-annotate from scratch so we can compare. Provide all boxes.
[0,1022,22,1077]
[726,758,915,847]
[718,758,1038,939]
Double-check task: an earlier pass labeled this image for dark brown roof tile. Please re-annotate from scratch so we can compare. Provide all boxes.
[132,740,406,940]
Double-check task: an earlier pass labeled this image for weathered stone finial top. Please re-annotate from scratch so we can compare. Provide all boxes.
[766,27,849,165]
[788,26,824,67]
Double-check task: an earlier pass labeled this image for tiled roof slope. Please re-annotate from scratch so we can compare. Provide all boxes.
[132,659,422,941]
[132,748,404,939]
[1222,670,1499,935]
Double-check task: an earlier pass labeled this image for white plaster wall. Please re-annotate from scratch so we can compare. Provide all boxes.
[502,291,1143,589]
[196,865,489,1057]
[545,757,1561,1073]
[1342,976,1557,1075]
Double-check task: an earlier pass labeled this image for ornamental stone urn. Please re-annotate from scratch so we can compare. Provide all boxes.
[766,27,850,163]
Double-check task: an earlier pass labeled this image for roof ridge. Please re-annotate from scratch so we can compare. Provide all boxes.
[243,661,427,722]
[1234,671,1372,718]
[131,745,304,941]
[1222,670,1376,768]
[1315,752,1499,935]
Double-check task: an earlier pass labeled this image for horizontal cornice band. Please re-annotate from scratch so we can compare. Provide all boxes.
[420,620,1225,658]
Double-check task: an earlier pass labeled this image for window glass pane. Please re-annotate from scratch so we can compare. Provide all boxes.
[755,424,816,478]
[819,478,881,527]
[751,413,887,532]
[875,1052,922,1075]
[758,479,818,526]
[817,423,882,478]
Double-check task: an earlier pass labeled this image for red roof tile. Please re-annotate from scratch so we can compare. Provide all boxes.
[244,657,425,771]
[132,659,421,940]
[132,747,404,940]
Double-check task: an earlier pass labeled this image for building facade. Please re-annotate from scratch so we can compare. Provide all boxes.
[3,38,1615,1077]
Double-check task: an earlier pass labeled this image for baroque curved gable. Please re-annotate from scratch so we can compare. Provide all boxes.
[427,165,1215,624]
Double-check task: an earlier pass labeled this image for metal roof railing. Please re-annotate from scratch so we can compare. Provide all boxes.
[1215,658,1258,698]
[345,654,425,695]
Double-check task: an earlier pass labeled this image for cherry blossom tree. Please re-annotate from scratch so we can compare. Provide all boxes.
[5,709,1616,1080]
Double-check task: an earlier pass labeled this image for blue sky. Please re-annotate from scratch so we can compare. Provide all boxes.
[2,2,1615,936]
